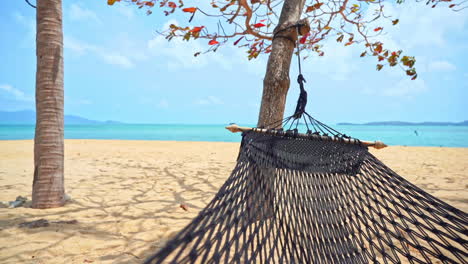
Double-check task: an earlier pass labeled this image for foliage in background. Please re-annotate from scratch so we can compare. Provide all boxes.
[108,0,465,80]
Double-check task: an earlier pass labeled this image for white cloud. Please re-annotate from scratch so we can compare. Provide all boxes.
[147,20,232,70]
[148,35,231,70]
[115,5,135,19]
[101,54,134,68]
[0,84,33,102]
[69,3,102,24]
[157,99,169,109]
[302,41,358,81]
[12,12,36,45]
[428,61,457,72]
[64,36,94,56]
[382,79,428,98]
[77,99,92,105]
[196,96,223,105]
[65,36,135,68]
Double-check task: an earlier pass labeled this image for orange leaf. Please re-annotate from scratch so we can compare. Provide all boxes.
[374,27,383,32]
[306,3,323,12]
[208,39,219,45]
[344,41,354,46]
[145,1,154,7]
[374,45,383,53]
[168,1,176,8]
[253,23,266,28]
[107,0,117,5]
[182,7,197,13]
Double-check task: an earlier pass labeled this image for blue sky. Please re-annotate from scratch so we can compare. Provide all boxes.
[0,1,467,124]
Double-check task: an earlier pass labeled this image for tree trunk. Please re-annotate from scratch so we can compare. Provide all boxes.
[257,0,307,128]
[32,0,65,209]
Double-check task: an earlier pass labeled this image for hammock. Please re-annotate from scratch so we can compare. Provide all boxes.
[144,125,467,263]
[144,30,467,263]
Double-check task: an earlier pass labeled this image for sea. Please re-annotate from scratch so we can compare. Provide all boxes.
[1,124,467,147]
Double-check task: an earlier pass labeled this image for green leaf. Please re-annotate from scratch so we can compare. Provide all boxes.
[406,68,417,76]
[336,35,344,42]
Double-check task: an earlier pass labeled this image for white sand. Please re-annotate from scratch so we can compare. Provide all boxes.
[0,140,466,263]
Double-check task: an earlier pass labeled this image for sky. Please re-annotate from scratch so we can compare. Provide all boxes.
[0,1,467,124]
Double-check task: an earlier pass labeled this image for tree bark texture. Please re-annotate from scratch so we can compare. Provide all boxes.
[32,0,65,209]
[257,0,307,128]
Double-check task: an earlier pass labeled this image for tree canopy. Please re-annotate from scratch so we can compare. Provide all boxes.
[107,0,464,80]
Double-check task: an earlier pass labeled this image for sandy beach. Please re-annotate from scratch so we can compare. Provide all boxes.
[0,140,467,264]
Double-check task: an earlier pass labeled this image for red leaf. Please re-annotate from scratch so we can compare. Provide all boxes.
[344,41,354,46]
[391,51,397,56]
[189,26,204,33]
[168,1,176,8]
[449,4,456,7]
[374,27,383,32]
[182,7,197,13]
[180,204,188,211]
[253,23,266,28]
[208,39,219,45]
[299,33,310,44]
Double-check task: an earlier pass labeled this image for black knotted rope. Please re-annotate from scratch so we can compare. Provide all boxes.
[144,131,468,264]
[293,74,307,120]
[292,25,308,120]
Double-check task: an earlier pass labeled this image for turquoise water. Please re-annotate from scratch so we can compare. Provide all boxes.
[1,124,467,147]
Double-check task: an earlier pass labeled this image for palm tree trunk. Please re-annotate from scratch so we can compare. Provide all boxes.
[32,0,65,209]
[257,0,307,127]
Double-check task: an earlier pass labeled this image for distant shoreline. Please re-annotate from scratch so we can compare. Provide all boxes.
[337,121,468,126]
[2,122,468,126]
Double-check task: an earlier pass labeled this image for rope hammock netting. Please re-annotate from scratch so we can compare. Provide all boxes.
[143,24,467,264]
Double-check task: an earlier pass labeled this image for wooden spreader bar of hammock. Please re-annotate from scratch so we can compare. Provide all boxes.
[226,124,388,149]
